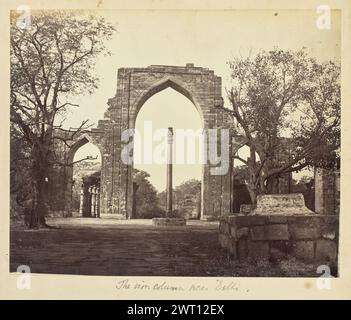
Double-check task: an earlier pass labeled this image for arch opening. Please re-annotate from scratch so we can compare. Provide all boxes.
[133,78,204,126]
[132,86,204,219]
[69,139,102,217]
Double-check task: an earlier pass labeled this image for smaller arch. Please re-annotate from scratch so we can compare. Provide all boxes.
[132,77,204,126]
[67,133,102,165]
[65,133,103,217]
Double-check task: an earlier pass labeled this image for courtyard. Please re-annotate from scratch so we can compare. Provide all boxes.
[10,218,322,277]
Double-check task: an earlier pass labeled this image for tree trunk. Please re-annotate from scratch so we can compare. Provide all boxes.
[28,147,49,228]
[247,185,257,205]
[266,175,280,194]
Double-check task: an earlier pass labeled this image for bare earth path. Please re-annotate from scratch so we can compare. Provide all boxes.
[10,217,321,277]
[10,218,233,277]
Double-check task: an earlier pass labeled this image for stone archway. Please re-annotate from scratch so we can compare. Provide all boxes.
[57,64,234,219]
[58,132,104,216]
[103,64,233,220]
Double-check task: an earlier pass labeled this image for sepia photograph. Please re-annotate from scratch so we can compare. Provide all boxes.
[1,0,351,301]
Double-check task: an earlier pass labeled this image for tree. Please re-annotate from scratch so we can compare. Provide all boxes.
[133,169,164,218]
[292,175,315,211]
[226,49,340,203]
[158,179,201,218]
[10,123,32,221]
[10,11,115,227]
[233,165,249,183]
[174,179,201,218]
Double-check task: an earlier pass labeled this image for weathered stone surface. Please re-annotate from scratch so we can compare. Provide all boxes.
[289,219,320,239]
[250,226,265,240]
[251,224,289,241]
[319,215,339,224]
[268,216,288,224]
[251,193,314,215]
[290,241,315,261]
[235,215,266,227]
[315,240,337,261]
[218,214,339,265]
[267,224,290,240]
[247,241,269,260]
[236,227,249,239]
[287,216,318,224]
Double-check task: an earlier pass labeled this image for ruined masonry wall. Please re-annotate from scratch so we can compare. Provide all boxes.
[219,215,339,266]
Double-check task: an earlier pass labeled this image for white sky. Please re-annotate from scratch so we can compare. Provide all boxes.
[72,9,341,190]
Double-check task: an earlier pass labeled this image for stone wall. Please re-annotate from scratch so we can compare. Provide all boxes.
[315,168,340,215]
[219,214,339,266]
[47,129,104,216]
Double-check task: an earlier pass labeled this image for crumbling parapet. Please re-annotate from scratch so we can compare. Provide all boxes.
[218,194,339,269]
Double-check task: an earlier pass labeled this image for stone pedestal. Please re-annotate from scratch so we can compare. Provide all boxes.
[218,193,339,268]
[152,218,186,226]
[251,193,314,215]
[79,186,84,215]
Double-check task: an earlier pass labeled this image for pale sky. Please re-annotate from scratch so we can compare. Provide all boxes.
[72,9,341,190]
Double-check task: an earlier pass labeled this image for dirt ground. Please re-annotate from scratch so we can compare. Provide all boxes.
[10,217,322,277]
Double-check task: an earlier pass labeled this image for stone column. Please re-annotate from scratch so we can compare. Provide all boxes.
[90,186,96,217]
[79,183,84,216]
[88,186,92,216]
[131,182,139,219]
[196,191,201,219]
[95,187,100,218]
[166,127,173,217]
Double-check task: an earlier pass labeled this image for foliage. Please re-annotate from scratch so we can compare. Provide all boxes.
[233,165,249,184]
[10,124,32,220]
[227,48,340,203]
[10,11,115,227]
[158,179,201,219]
[133,169,165,218]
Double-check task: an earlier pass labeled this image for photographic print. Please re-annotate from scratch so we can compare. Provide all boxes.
[2,0,351,300]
